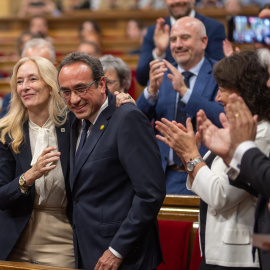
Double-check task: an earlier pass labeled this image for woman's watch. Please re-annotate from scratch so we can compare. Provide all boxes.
[18,173,31,191]
[186,157,204,172]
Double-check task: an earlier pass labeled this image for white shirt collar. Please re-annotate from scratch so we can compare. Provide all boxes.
[170,9,195,26]
[177,57,205,76]
[92,97,109,125]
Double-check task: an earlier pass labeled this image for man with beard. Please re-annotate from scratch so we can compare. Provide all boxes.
[136,0,226,86]
[137,17,224,194]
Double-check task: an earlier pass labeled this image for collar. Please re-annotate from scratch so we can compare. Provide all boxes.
[170,9,195,26]
[29,117,54,130]
[92,97,109,125]
[177,57,205,76]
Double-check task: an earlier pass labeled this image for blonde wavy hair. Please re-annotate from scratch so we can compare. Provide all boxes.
[0,56,67,153]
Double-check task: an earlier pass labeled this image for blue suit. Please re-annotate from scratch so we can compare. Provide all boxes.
[70,92,166,270]
[137,58,224,194]
[0,119,72,259]
[0,93,11,118]
[136,13,226,85]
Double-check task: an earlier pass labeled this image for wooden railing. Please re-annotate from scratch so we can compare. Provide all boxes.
[0,195,200,270]
[0,261,76,270]
[158,195,200,222]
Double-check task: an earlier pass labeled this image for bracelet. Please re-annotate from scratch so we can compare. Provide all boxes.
[191,154,201,160]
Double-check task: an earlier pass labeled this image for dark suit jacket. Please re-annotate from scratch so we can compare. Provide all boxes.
[136,13,226,86]
[231,148,270,270]
[0,119,72,259]
[136,58,224,171]
[70,92,166,270]
[0,93,11,118]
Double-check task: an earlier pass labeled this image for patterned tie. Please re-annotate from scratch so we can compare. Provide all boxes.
[75,120,91,161]
[173,71,194,167]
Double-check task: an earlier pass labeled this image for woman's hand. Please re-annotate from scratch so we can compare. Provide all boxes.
[24,146,60,186]
[155,117,200,163]
[115,91,136,107]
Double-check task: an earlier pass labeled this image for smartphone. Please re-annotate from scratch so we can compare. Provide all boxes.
[228,16,270,45]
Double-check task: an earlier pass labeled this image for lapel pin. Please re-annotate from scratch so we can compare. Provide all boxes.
[100,125,104,130]
[61,128,65,132]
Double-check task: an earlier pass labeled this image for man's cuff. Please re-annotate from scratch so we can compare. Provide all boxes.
[152,48,166,60]
[226,141,257,180]
[181,88,191,104]
[109,246,124,260]
[144,87,159,105]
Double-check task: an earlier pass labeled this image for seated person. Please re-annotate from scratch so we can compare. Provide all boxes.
[17,0,60,17]
[100,54,131,94]
[77,41,102,58]
[126,19,146,54]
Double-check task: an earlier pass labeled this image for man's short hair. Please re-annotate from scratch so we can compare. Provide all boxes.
[58,51,105,89]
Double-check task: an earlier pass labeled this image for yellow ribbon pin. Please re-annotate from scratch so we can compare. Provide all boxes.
[100,125,104,130]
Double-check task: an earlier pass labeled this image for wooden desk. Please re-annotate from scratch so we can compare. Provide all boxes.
[0,7,258,34]
[0,261,76,270]
[158,195,200,222]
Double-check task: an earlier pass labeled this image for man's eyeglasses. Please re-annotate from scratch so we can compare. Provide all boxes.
[58,80,97,98]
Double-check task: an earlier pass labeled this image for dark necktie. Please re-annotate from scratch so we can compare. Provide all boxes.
[173,71,194,167]
[175,71,194,125]
[75,120,91,161]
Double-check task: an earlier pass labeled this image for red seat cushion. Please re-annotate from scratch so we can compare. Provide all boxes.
[157,220,193,270]
[189,228,203,270]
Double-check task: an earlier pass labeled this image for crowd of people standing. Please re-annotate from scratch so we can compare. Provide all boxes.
[0,0,270,270]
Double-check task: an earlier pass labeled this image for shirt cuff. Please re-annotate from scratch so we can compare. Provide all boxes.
[226,141,257,180]
[181,88,191,104]
[20,187,29,194]
[152,48,166,60]
[144,87,159,105]
[109,246,124,260]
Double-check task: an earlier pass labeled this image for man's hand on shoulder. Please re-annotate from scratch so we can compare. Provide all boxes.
[94,249,122,270]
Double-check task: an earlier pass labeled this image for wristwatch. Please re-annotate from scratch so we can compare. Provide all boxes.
[18,173,31,191]
[186,157,204,172]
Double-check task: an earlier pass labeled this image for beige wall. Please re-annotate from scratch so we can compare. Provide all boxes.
[0,0,10,16]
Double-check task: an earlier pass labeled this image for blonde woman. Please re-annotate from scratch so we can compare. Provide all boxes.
[0,56,75,268]
[0,56,135,268]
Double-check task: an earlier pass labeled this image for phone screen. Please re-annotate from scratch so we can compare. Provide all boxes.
[228,16,270,45]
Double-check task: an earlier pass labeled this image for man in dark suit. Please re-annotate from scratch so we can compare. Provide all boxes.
[136,0,226,86]
[57,52,166,270]
[136,17,223,194]
[223,94,270,270]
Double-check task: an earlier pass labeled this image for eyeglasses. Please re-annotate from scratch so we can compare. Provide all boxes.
[58,80,97,98]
